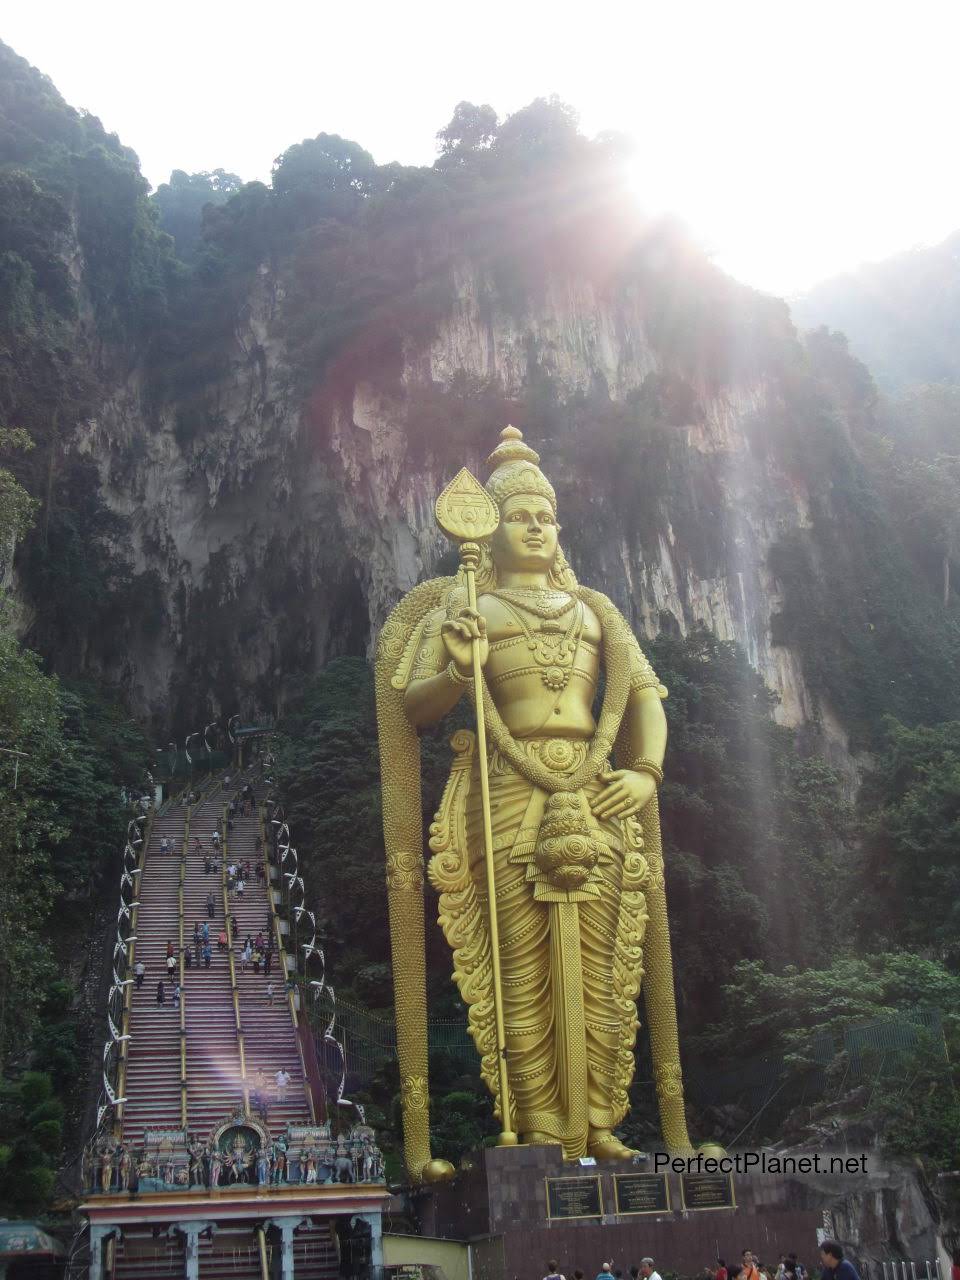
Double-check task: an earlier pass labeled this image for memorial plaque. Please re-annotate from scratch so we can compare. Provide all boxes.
[614,1173,670,1215]
[679,1172,736,1211]
[545,1175,603,1220]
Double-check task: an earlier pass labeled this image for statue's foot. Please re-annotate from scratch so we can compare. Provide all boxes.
[523,1131,560,1146]
[587,1129,637,1161]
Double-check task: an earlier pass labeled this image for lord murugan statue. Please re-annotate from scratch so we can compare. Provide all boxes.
[376,426,692,1182]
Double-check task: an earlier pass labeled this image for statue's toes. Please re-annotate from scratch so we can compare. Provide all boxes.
[587,1135,637,1162]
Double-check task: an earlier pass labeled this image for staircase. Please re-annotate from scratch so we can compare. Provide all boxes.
[224,803,311,1135]
[184,795,245,1138]
[223,795,337,1279]
[115,1224,339,1280]
[120,808,192,1143]
[113,774,339,1279]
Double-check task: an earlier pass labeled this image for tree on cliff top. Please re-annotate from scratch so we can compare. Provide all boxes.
[436,101,499,161]
[271,133,378,229]
[152,168,243,260]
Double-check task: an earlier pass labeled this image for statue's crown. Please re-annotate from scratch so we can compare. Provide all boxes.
[485,425,557,512]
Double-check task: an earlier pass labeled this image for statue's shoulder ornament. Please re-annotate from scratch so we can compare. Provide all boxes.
[574,587,667,700]
[377,576,457,692]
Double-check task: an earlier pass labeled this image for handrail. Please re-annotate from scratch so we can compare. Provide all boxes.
[179,814,188,1128]
[114,808,153,1136]
[186,768,226,820]
[222,804,249,1114]
[259,804,317,1124]
[107,804,153,1280]
[263,796,362,1119]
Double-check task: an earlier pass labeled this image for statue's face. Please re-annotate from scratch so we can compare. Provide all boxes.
[491,492,559,573]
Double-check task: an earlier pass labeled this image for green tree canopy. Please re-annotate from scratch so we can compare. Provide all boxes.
[436,101,498,161]
[855,716,960,954]
[0,1071,64,1215]
[152,167,243,260]
[271,134,377,228]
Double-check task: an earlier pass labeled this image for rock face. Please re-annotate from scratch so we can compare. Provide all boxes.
[73,257,846,763]
[825,1162,945,1276]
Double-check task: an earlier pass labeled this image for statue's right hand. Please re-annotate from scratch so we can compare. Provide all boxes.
[441,608,489,675]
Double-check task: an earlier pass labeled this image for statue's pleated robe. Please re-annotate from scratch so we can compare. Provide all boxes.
[432,737,650,1158]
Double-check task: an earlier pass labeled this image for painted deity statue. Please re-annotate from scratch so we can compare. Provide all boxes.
[376,427,693,1181]
[99,1141,114,1192]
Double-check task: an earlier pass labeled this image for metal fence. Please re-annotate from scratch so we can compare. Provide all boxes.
[880,1261,944,1280]
[681,1009,947,1140]
[335,1001,476,1088]
[843,1009,945,1079]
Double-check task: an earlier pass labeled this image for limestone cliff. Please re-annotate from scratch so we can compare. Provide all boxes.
[3,45,912,764]
[71,258,848,765]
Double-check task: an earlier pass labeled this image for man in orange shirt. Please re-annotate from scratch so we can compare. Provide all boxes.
[741,1251,760,1280]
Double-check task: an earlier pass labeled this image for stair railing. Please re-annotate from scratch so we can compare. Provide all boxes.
[113,806,153,1138]
[221,803,249,1114]
[264,793,368,1125]
[185,765,225,820]
[179,810,189,1128]
[258,802,318,1124]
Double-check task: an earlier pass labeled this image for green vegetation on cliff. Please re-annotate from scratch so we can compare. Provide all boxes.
[0,40,175,664]
[0,427,151,1215]
[0,618,152,1215]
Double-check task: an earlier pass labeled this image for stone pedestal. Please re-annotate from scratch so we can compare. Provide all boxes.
[411,1145,828,1279]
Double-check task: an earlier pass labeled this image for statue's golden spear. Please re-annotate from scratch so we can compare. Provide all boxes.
[436,468,518,1148]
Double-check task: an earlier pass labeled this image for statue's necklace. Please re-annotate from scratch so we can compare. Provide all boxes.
[497,597,584,691]
[493,587,576,620]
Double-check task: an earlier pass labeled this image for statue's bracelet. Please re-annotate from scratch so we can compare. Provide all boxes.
[631,756,664,786]
[445,661,472,687]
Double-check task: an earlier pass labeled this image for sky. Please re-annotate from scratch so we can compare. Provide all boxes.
[5,0,960,296]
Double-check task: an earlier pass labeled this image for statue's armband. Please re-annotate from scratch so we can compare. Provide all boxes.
[627,634,668,700]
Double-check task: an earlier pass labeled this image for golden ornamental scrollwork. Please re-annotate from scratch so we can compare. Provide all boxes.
[435,469,500,543]
[400,1075,428,1112]
[655,1060,685,1100]
[378,615,408,665]
[385,850,424,891]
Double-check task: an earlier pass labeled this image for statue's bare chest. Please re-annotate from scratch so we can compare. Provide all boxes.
[480,593,602,700]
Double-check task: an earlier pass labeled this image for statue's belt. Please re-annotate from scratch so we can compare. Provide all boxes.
[489,736,597,776]
[471,737,622,904]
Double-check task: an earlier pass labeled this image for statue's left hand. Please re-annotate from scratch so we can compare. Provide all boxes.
[591,769,657,821]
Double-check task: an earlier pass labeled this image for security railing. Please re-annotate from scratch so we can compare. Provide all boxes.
[263,793,366,1123]
[95,806,151,1145]
[177,812,188,1128]
[257,799,319,1123]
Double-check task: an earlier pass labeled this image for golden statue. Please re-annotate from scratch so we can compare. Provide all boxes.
[375,427,693,1182]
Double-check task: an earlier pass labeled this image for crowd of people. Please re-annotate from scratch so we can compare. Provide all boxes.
[138,786,279,1007]
[706,1251,814,1280]
[542,1247,862,1280]
[544,1257,664,1280]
